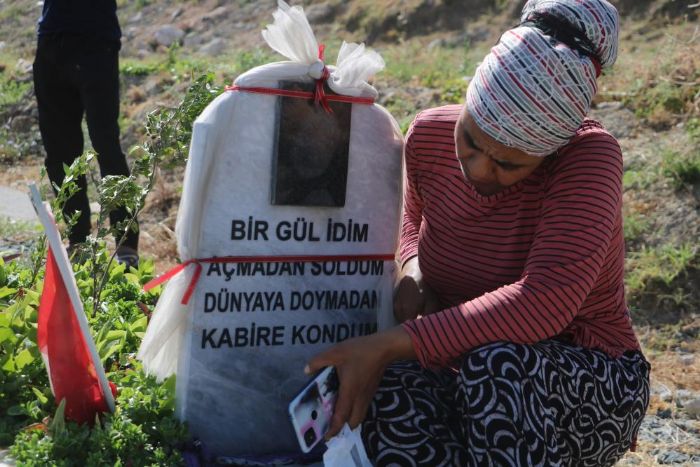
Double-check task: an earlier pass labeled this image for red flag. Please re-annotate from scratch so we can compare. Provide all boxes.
[37,247,115,425]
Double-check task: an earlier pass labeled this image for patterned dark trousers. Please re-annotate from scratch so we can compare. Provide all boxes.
[362,340,650,466]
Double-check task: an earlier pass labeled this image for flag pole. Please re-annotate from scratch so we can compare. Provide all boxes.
[28,183,116,413]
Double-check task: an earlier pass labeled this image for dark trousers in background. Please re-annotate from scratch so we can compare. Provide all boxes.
[33,34,138,250]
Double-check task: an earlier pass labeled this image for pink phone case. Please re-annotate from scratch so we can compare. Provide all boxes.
[288,366,339,453]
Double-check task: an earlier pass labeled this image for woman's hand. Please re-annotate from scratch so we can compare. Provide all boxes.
[306,326,415,439]
[394,257,440,322]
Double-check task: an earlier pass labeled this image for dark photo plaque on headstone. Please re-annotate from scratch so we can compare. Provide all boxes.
[271,81,351,207]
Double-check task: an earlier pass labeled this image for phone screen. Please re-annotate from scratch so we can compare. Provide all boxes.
[288,367,339,453]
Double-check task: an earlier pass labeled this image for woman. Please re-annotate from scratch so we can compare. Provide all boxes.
[307,0,650,465]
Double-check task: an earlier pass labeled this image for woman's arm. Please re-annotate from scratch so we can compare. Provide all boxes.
[393,117,441,322]
[394,257,441,322]
[306,325,415,438]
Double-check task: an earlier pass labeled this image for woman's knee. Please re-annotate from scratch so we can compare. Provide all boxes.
[459,341,538,383]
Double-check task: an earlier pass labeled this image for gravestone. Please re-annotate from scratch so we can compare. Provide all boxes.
[135,2,405,459]
[172,79,403,457]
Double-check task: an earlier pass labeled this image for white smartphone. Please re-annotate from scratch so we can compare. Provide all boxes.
[288,366,339,453]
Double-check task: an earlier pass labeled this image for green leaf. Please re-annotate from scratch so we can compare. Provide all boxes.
[0,327,14,344]
[0,286,16,299]
[32,386,49,404]
[129,316,148,333]
[7,405,24,416]
[15,348,35,369]
[2,356,15,372]
[49,399,67,435]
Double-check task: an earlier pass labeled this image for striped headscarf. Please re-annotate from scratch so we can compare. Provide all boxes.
[465,0,619,157]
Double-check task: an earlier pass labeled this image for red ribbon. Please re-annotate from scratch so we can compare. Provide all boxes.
[314,44,333,113]
[143,254,396,305]
[225,44,375,109]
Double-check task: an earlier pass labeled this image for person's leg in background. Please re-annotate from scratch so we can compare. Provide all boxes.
[33,35,91,248]
[78,37,139,265]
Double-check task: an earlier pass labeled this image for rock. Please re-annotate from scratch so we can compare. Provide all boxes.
[672,418,700,434]
[153,25,184,47]
[15,58,33,75]
[636,415,678,443]
[0,41,6,51]
[183,33,204,48]
[679,353,695,366]
[443,32,470,48]
[656,408,672,419]
[651,382,673,402]
[202,6,229,22]
[129,11,143,23]
[683,398,700,418]
[305,2,335,23]
[10,116,33,133]
[171,7,183,20]
[589,105,637,139]
[428,39,445,51]
[675,389,695,405]
[656,450,690,464]
[200,38,226,57]
[465,26,492,44]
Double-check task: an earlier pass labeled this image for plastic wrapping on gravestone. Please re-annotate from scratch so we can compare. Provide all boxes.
[138,0,404,459]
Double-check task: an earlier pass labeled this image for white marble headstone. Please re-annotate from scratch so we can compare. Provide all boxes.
[176,88,403,457]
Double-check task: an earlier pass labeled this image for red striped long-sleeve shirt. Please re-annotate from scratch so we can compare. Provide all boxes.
[401,105,641,368]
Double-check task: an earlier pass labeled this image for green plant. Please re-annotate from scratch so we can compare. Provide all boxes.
[120,60,161,78]
[0,80,31,107]
[233,48,276,74]
[623,212,651,243]
[622,34,700,129]
[661,149,700,189]
[0,250,187,463]
[0,71,224,462]
[626,243,698,298]
[0,257,50,447]
[0,217,42,242]
[687,117,700,141]
[622,168,657,191]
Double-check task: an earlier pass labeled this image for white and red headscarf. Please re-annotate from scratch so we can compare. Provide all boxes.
[466,0,619,157]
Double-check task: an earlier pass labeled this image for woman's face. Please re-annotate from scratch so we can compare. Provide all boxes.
[454,108,545,196]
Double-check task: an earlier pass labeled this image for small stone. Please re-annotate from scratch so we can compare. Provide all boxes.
[673,419,700,434]
[183,33,204,48]
[15,58,33,75]
[656,408,672,419]
[656,450,690,464]
[679,354,695,366]
[595,101,624,110]
[199,38,226,57]
[10,116,33,133]
[202,6,229,22]
[0,41,6,50]
[427,39,445,51]
[129,11,143,23]
[683,398,700,418]
[153,25,184,47]
[652,382,673,402]
[675,389,695,405]
[171,7,183,20]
